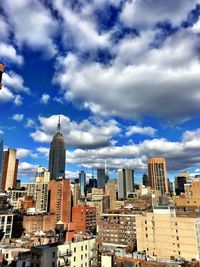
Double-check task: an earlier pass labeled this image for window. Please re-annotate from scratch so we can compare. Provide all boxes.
[74,247,76,253]
[85,245,87,250]
[52,263,55,267]
[74,256,76,262]
[52,252,55,257]
[81,246,83,251]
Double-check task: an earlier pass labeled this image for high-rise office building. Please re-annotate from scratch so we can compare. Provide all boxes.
[0,140,3,191]
[142,173,150,187]
[117,168,134,200]
[2,148,18,191]
[148,157,168,194]
[79,170,86,198]
[174,176,186,196]
[97,169,109,188]
[0,63,4,90]
[48,179,71,226]
[48,116,66,180]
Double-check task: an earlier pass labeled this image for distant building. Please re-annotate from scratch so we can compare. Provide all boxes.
[35,166,50,183]
[148,157,168,194]
[97,169,109,188]
[142,173,149,187]
[191,179,200,198]
[48,179,71,226]
[117,169,134,200]
[0,139,3,192]
[136,207,200,261]
[79,170,86,197]
[48,116,66,180]
[2,148,19,191]
[174,176,186,195]
[0,63,4,89]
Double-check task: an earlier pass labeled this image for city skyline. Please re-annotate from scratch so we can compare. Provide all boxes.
[1,1,200,182]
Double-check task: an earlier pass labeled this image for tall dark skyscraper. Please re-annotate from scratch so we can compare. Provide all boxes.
[79,170,86,197]
[48,116,66,180]
[0,139,3,191]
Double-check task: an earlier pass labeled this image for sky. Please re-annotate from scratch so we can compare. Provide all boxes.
[1,0,200,183]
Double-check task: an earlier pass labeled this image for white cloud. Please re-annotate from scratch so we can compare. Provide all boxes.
[55,28,200,122]
[18,162,38,178]
[35,127,200,172]
[53,0,110,51]
[192,18,200,33]
[12,114,24,122]
[120,0,198,28]
[40,93,50,104]
[16,148,37,159]
[31,114,121,148]
[25,119,36,128]
[0,43,23,65]
[3,72,29,93]
[126,126,157,137]
[3,0,57,57]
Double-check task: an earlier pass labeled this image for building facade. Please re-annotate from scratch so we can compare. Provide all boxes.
[49,179,71,226]
[0,139,3,192]
[79,170,86,198]
[30,238,96,267]
[2,148,18,191]
[48,117,66,180]
[117,169,134,200]
[72,205,96,233]
[98,210,140,252]
[148,157,168,194]
[136,208,200,261]
[97,169,109,189]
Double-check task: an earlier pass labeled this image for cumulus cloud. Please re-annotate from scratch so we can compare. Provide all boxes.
[2,0,57,56]
[12,114,24,122]
[40,93,50,104]
[126,126,157,137]
[3,72,29,93]
[0,43,23,65]
[120,0,199,28]
[25,119,36,128]
[18,162,38,178]
[54,27,200,122]
[35,128,200,172]
[16,148,37,159]
[31,114,121,148]
[52,0,110,52]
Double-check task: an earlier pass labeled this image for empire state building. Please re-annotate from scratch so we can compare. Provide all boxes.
[49,116,66,180]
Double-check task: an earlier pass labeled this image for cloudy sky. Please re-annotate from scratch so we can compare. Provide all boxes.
[1,0,200,182]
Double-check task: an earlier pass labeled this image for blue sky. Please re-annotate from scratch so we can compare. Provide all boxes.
[1,0,200,182]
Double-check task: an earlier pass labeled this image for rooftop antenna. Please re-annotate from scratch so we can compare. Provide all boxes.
[57,115,61,133]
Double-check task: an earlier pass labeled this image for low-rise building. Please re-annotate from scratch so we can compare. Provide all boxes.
[30,237,96,267]
[136,207,200,261]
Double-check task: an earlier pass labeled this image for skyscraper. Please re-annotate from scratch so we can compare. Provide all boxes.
[79,170,86,198]
[148,157,168,194]
[2,148,18,191]
[0,63,4,90]
[49,116,66,180]
[0,139,3,191]
[117,168,134,200]
[97,168,109,188]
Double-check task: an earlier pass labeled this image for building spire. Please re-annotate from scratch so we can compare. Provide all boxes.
[57,115,61,133]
